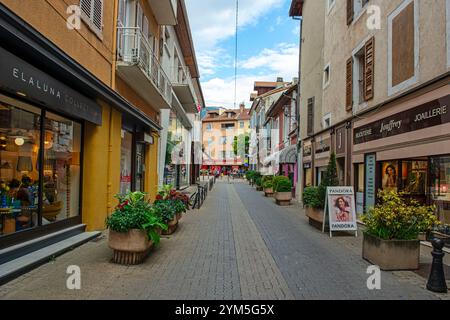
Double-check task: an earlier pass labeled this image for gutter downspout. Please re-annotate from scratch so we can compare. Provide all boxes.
[107,0,119,214]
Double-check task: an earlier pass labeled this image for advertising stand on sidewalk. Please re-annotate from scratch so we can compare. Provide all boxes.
[323,187,358,237]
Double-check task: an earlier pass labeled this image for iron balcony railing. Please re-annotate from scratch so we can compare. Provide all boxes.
[172,65,195,90]
[117,27,172,105]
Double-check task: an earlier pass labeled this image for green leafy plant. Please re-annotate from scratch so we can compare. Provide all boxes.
[316,152,340,209]
[261,175,274,189]
[106,192,167,245]
[274,178,292,192]
[303,187,322,209]
[361,190,440,240]
[272,176,290,192]
[255,177,262,187]
[153,200,177,223]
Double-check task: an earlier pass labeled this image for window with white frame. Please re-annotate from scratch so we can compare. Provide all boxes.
[80,0,103,38]
[322,113,331,129]
[206,123,212,131]
[388,0,419,96]
[323,64,330,88]
[327,0,336,13]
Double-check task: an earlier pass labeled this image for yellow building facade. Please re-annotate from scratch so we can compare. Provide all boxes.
[0,0,165,246]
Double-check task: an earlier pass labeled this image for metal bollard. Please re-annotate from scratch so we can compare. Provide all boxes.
[426,238,448,293]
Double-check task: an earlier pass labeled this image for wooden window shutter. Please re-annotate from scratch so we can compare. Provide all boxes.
[364,37,375,101]
[80,0,92,19]
[346,57,353,111]
[92,0,103,32]
[307,97,314,136]
[347,0,354,25]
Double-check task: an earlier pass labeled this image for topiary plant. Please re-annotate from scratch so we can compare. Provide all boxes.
[275,178,292,192]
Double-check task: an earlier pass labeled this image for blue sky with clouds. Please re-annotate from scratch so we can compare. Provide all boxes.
[185,0,300,108]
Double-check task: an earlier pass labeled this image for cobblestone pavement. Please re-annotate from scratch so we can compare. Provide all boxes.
[0,181,448,300]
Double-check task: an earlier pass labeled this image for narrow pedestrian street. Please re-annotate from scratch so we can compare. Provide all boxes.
[0,181,446,300]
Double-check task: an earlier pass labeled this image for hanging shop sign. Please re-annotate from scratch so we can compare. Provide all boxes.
[354,95,450,144]
[315,137,331,154]
[0,46,102,125]
[303,144,312,157]
[335,126,346,155]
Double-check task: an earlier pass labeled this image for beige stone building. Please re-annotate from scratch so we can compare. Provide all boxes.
[202,104,250,173]
[293,0,450,223]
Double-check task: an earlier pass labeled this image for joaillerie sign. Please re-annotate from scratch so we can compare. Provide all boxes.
[354,94,450,144]
[0,46,102,125]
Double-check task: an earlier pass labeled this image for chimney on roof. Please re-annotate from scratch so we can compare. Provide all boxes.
[240,102,245,112]
[276,77,284,83]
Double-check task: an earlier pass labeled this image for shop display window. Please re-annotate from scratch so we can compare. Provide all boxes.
[120,130,133,194]
[430,156,450,227]
[0,98,82,236]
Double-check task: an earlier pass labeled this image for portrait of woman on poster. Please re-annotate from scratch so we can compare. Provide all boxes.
[382,164,398,191]
[333,196,351,222]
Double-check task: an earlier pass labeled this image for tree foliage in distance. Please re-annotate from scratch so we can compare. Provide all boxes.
[233,134,250,159]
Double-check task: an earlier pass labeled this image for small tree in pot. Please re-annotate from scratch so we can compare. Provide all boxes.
[304,153,339,229]
[262,175,274,197]
[274,176,292,206]
[106,191,167,265]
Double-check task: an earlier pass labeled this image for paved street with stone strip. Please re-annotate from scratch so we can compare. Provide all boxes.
[0,181,448,300]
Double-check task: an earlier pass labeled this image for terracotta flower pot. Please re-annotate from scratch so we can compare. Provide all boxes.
[264,188,274,197]
[362,232,420,270]
[274,191,292,206]
[162,217,178,235]
[108,229,153,265]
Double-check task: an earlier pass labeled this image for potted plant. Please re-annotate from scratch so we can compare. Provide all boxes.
[106,191,167,265]
[305,153,339,229]
[303,186,324,228]
[153,200,178,235]
[246,170,255,185]
[361,190,439,270]
[274,176,292,206]
[255,176,263,191]
[155,184,189,222]
[262,175,274,197]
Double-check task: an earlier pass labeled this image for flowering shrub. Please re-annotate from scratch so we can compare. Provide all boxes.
[106,192,167,245]
[154,185,189,223]
[361,190,439,240]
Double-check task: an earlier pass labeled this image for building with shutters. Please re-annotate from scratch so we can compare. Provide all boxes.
[0,0,204,258]
[291,0,450,228]
[202,104,251,174]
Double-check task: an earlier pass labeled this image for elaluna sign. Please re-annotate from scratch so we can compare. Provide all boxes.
[0,46,102,125]
[354,95,450,144]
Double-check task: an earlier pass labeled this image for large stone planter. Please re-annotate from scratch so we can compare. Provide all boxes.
[162,216,178,235]
[108,229,153,265]
[176,212,182,221]
[362,232,420,270]
[264,188,274,197]
[256,185,263,191]
[305,207,325,230]
[274,192,292,206]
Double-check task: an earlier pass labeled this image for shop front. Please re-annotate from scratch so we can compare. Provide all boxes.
[314,132,331,185]
[164,111,190,190]
[0,46,100,241]
[353,86,450,232]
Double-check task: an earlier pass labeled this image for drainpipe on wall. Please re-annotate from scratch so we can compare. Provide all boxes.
[107,0,119,214]
[295,15,303,203]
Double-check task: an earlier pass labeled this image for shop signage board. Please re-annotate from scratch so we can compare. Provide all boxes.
[323,187,358,237]
[364,153,376,212]
[0,46,102,125]
[354,95,450,144]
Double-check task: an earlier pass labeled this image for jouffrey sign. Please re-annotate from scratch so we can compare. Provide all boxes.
[0,47,102,125]
[354,95,450,144]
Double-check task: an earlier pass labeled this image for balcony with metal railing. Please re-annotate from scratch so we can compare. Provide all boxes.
[116,27,172,110]
[171,65,197,113]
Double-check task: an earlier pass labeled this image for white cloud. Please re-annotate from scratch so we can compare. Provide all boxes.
[197,49,233,77]
[185,0,284,51]
[239,43,299,77]
[201,43,299,108]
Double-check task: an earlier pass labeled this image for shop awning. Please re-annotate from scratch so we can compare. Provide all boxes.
[279,145,297,164]
[263,151,280,166]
